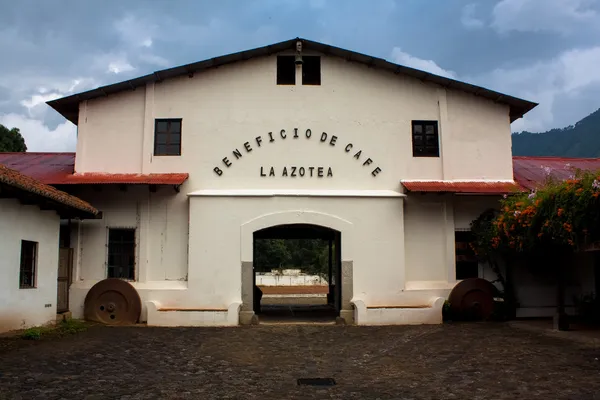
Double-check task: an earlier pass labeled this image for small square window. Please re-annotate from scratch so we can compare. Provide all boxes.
[411,121,439,157]
[154,119,182,156]
[19,240,38,289]
[277,56,296,85]
[302,56,321,85]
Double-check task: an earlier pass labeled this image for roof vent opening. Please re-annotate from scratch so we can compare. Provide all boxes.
[302,56,321,86]
[277,56,296,85]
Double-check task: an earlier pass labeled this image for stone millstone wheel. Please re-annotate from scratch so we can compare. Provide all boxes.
[84,278,141,325]
[448,278,496,321]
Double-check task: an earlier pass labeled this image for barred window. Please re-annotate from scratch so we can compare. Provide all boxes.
[19,240,37,289]
[107,228,135,280]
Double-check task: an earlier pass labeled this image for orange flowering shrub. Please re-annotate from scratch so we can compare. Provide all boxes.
[472,169,600,258]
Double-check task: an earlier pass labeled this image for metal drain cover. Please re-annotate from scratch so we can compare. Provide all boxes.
[297,378,336,386]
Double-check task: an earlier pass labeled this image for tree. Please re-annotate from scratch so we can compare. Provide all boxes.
[0,124,27,152]
[472,168,600,329]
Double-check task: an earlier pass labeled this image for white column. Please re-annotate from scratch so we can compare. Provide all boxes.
[71,220,83,282]
[141,82,155,174]
[437,88,451,180]
[74,101,87,173]
[135,194,151,283]
[443,196,456,283]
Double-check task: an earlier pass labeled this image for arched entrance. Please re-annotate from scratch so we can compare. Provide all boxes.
[252,224,341,323]
[239,211,354,325]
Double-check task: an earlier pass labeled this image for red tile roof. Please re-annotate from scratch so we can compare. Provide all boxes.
[59,172,189,185]
[513,156,600,190]
[0,152,75,184]
[0,164,98,216]
[0,152,188,185]
[402,181,522,194]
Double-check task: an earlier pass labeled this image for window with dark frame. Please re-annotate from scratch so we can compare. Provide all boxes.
[154,119,182,156]
[277,55,296,85]
[19,240,37,289]
[412,120,439,157]
[455,231,479,280]
[302,56,321,85]
[107,228,136,280]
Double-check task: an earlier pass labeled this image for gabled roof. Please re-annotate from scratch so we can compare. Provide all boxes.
[47,37,537,125]
[0,164,99,218]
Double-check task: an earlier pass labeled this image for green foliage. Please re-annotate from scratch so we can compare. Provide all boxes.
[472,168,600,262]
[19,319,88,340]
[20,326,47,340]
[512,108,600,157]
[0,124,27,152]
[254,238,333,278]
[58,318,88,335]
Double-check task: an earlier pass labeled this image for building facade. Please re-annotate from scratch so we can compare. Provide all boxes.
[0,165,98,333]
[38,38,539,326]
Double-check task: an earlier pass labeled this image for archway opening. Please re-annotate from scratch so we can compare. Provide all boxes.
[253,223,341,323]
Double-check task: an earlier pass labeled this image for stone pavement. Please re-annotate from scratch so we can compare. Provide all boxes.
[509,318,600,347]
[1,322,600,399]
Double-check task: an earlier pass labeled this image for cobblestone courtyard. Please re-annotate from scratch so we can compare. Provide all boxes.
[1,322,600,399]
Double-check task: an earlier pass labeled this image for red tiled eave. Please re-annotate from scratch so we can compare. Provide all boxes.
[401,181,524,194]
[0,153,189,185]
[0,164,98,216]
[58,173,190,185]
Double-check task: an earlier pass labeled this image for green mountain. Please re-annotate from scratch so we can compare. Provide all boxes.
[512,108,600,157]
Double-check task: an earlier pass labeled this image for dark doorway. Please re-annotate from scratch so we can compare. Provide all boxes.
[253,224,341,323]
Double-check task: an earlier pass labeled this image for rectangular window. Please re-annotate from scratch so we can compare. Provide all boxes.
[19,240,38,289]
[277,56,296,85]
[154,119,182,156]
[302,56,321,85]
[107,228,136,280]
[412,121,439,157]
[455,231,479,280]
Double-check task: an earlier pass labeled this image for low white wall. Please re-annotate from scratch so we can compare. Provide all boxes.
[256,273,328,286]
[0,199,60,333]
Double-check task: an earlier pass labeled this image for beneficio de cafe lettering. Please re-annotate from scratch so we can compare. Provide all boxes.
[213,128,382,178]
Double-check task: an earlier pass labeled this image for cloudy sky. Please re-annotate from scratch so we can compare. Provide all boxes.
[1,0,599,151]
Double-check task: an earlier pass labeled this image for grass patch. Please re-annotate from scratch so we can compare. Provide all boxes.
[19,319,88,340]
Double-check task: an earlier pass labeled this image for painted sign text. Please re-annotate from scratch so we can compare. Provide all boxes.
[213,128,382,178]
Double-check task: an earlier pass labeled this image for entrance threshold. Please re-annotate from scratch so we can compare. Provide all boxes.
[257,304,338,325]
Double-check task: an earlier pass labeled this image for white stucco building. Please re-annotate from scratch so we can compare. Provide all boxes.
[9,38,542,326]
[0,164,98,333]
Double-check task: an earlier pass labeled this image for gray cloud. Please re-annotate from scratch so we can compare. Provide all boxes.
[491,0,600,35]
[461,3,485,29]
[0,0,599,151]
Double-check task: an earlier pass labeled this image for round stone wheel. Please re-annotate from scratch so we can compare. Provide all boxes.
[448,278,496,321]
[84,278,141,325]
